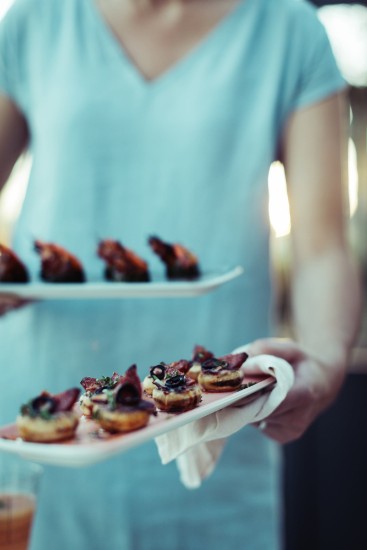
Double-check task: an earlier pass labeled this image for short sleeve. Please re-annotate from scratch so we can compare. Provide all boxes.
[0,4,18,99]
[0,0,27,108]
[289,2,346,111]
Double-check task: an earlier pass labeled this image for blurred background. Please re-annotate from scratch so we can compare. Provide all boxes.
[0,1,366,549]
[270,2,367,549]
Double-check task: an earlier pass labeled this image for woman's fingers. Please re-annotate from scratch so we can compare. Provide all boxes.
[254,418,306,444]
[248,346,333,443]
[246,337,307,364]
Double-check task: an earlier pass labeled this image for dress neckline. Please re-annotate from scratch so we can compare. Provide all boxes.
[85,0,249,90]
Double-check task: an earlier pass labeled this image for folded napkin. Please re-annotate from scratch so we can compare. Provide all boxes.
[155,346,294,489]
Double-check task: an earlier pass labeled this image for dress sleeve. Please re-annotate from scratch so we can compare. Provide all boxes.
[0,1,26,108]
[289,3,346,111]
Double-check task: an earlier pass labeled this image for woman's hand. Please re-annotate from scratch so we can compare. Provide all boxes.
[247,337,347,443]
[0,292,32,316]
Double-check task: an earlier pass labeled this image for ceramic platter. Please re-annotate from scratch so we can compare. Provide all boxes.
[0,375,274,467]
[0,266,244,299]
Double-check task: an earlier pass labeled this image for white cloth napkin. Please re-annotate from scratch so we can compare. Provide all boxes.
[155,346,295,489]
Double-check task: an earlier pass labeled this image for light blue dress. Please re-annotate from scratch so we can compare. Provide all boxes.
[0,0,344,548]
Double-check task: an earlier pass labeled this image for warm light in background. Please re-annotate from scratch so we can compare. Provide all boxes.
[268,162,291,238]
[348,138,359,217]
[267,139,359,238]
[0,156,31,245]
[319,4,367,87]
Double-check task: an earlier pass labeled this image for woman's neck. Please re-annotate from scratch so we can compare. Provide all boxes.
[94,0,240,80]
[113,0,189,11]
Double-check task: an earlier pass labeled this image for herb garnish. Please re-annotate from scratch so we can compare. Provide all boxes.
[96,376,117,390]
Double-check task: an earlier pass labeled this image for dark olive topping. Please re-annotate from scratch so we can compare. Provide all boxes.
[31,395,57,415]
[115,383,140,406]
[201,358,229,373]
[165,374,186,389]
[150,364,166,380]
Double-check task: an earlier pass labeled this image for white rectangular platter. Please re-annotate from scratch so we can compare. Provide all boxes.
[0,266,243,299]
[0,375,274,467]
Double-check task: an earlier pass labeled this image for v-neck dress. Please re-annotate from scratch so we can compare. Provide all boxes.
[0,0,344,549]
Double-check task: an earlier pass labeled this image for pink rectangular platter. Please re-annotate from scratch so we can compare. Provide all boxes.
[0,375,274,467]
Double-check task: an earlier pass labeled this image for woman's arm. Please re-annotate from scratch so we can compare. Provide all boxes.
[285,91,361,368]
[249,91,362,443]
[0,94,28,191]
[0,94,30,316]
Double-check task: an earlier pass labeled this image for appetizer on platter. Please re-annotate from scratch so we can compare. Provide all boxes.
[17,388,80,442]
[93,365,156,433]
[34,240,86,282]
[151,369,202,413]
[187,345,214,381]
[79,372,122,417]
[198,352,248,392]
[143,359,190,396]
[97,239,150,282]
[148,235,200,280]
[0,244,29,283]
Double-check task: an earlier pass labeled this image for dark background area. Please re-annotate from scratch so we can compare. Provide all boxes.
[283,375,367,550]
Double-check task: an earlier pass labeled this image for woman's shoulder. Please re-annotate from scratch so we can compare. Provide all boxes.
[0,0,83,52]
[272,0,318,14]
[270,0,323,28]
[261,0,330,51]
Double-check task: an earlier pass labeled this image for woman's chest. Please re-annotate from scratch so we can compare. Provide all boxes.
[93,0,242,81]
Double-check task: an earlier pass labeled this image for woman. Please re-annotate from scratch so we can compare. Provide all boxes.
[0,0,360,548]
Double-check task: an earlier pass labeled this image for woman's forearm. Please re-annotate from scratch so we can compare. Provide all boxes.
[290,244,362,371]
